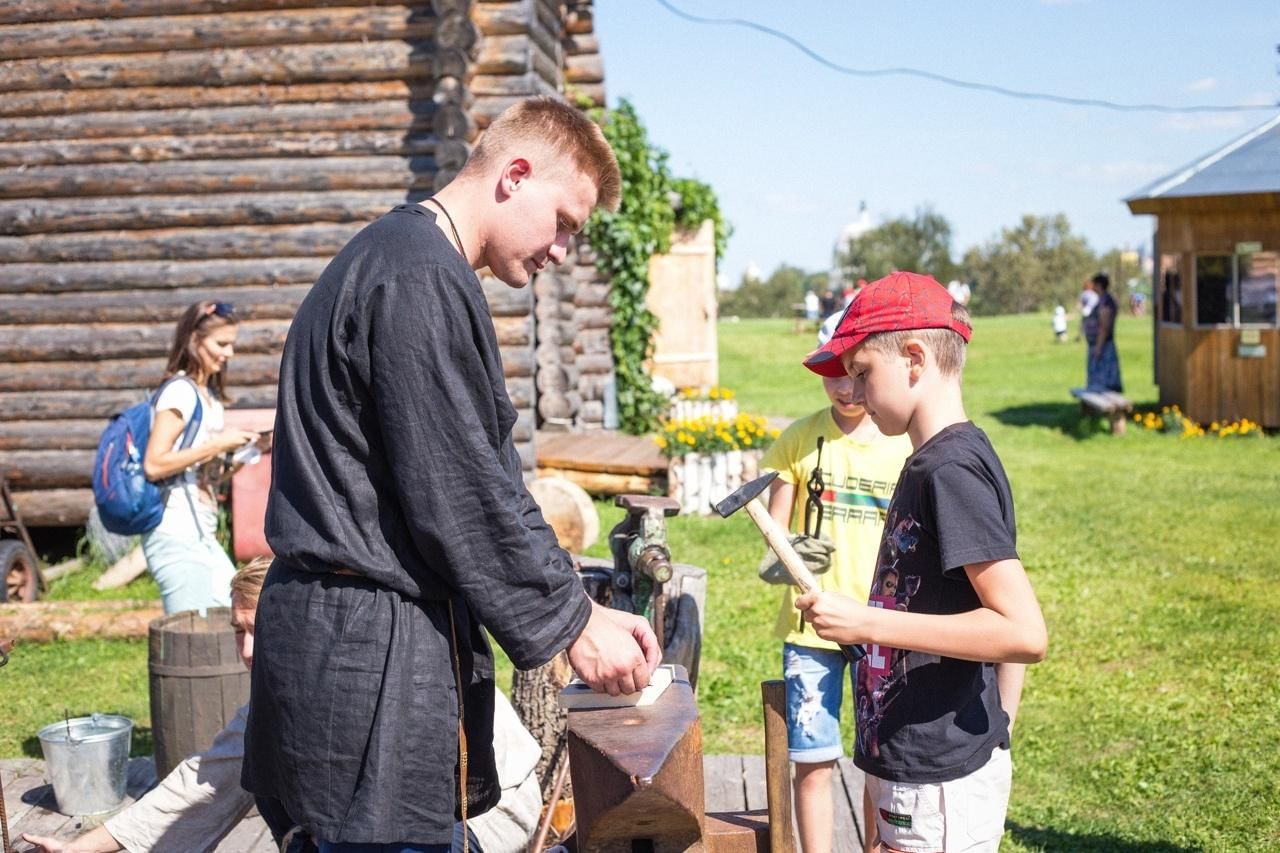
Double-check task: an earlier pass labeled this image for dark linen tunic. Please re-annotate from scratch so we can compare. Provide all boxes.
[242,205,592,844]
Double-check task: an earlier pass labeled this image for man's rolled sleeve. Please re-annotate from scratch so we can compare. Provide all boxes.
[365,271,590,669]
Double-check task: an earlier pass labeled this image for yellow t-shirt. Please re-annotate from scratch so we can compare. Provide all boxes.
[760,408,913,649]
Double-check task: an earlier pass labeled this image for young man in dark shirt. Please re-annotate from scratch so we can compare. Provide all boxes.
[796,272,1047,853]
[244,97,661,853]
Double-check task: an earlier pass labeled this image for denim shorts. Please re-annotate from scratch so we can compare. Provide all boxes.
[783,643,854,764]
[141,526,235,615]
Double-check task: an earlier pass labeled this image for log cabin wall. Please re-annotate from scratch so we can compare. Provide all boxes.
[1149,202,1280,427]
[472,0,613,432]
[0,0,610,526]
[562,1,612,429]
[572,239,613,427]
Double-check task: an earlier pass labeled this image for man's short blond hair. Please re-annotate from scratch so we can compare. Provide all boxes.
[861,301,971,376]
[463,96,620,212]
[230,556,272,605]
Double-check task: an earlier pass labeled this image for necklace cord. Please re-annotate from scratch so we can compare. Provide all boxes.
[426,197,466,260]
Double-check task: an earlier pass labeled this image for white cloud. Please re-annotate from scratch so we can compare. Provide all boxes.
[962,162,1001,179]
[760,191,824,217]
[1071,161,1172,181]
[1241,91,1278,107]
[1160,113,1251,132]
[1187,77,1217,92]
[1163,92,1275,131]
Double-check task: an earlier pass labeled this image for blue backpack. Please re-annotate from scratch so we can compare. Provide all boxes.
[92,377,203,536]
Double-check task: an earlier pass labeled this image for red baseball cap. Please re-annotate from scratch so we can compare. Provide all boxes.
[803,271,972,378]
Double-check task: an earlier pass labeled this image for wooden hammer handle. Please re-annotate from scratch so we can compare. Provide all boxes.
[743,500,866,663]
[745,499,820,593]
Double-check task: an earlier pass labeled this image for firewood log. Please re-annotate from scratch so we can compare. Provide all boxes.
[0,7,436,62]
[0,257,328,295]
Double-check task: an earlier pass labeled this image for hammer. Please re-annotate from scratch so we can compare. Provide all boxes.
[714,471,865,663]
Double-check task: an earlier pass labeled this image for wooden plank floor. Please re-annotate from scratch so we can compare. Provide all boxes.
[3,757,274,852]
[536,429,667,476]
[4,754,862,851]
[703,754,866,853]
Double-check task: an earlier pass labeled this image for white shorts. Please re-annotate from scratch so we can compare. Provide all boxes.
[865,746,1012,853]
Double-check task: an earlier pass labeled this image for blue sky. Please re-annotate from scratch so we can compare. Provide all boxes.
[592,1,1280,286]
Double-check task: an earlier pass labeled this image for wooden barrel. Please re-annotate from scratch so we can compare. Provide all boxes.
[147,607,249,779]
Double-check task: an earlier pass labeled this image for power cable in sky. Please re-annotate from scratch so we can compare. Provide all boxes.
[655,0,1278,114]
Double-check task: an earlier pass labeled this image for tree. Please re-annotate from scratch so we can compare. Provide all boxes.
[718,264,829,318]
[961,213,1096,315]
[837,206,957,285]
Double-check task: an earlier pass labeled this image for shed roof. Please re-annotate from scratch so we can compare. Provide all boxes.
[1126,112,1280,204]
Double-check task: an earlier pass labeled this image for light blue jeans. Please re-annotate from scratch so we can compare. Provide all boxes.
[783,643,854,764]
[141,526,235,615]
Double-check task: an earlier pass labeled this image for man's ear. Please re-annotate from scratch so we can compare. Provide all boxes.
[499,157,533,198]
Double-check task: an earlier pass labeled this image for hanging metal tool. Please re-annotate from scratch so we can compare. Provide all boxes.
[804,435,826,540]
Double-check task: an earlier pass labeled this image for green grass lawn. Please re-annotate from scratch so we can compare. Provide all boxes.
[5,312,1278,851]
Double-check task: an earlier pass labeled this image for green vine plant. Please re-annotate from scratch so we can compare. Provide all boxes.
[671,176,731,270]
[580,98,729,435]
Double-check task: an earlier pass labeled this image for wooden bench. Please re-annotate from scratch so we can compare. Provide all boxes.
[1071,388,1133,435]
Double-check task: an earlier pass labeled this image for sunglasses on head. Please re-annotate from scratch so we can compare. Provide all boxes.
[206,302,236,318]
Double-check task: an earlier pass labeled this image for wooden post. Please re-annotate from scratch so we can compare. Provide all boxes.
[761,680,795,853]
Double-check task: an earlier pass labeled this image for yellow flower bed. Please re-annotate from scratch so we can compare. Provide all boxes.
[654,413,780,458]
[1132,405,1265,439]
[677,385,736,401]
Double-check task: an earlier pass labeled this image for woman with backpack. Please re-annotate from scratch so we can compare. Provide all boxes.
[140,300,259,614]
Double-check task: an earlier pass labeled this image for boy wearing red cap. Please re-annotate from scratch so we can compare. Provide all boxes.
[759,310,912,853]
[797,272,1047,853]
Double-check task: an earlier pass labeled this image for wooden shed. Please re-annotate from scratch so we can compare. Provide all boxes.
[0,0,615,527]
[1126,113,1280,428]
[647,220,719,390]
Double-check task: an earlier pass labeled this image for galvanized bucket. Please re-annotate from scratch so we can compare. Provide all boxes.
[37,713,133,815]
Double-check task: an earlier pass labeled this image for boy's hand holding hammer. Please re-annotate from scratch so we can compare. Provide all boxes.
[794,589,871,646]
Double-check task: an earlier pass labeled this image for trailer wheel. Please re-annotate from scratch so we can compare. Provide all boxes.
[0,539,39,603]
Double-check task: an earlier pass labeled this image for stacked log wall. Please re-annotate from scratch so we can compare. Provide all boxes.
[472,0,555,449]
[0,0,495,525]
[533,261,581,428]
[571,240,614,428]
[473,0,613,436]
[561,3,612,429]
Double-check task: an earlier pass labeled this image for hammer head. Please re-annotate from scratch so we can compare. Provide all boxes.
[713,470,779,518]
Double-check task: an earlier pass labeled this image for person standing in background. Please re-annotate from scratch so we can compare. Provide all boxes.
[141,301,258,615]
[1087,273,1123,392]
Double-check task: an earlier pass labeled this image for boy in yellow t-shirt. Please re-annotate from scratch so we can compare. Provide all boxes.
[759,312,911,853]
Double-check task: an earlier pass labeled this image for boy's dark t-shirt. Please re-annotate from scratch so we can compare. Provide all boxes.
[853,422,1018,784]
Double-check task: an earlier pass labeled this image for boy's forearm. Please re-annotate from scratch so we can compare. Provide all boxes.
[996,662,1026,734]
[859,605,1046,663]
[766,480,798,531]
[799,560,1046,663]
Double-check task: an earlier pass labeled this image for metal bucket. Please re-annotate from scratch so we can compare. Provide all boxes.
[36,713,133,815]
